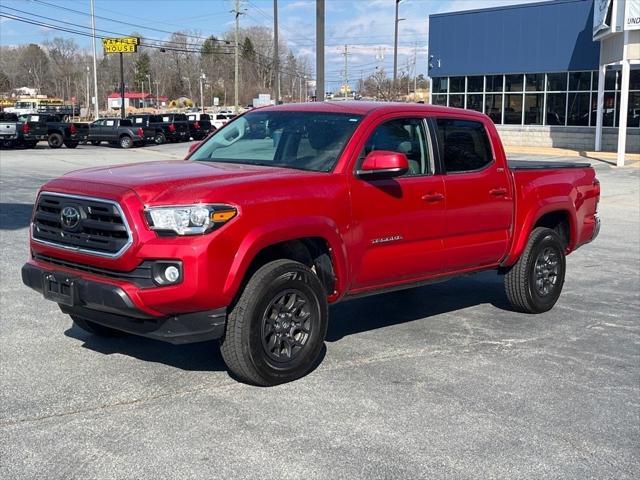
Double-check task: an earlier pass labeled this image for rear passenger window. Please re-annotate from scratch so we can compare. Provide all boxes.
[436,119,493,173]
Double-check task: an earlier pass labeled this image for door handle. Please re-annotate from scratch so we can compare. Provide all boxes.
[422,192,445,203]
[489,187,507,197]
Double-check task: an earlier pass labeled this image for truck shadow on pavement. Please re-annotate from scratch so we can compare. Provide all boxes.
[326,271,510,342]
[0,203,34,230]
[64,271,508,372]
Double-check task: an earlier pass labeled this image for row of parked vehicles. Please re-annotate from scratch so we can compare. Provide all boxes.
[0,112,235,149]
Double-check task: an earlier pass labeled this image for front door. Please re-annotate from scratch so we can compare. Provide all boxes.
[434,118,513,271]
[349,116,445,291]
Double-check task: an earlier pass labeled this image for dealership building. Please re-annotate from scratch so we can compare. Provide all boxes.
[428,0,640,164]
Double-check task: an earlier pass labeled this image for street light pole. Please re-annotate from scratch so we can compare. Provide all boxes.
[316,0,325,101]
[90,0,100,119]
[234,0,241,113]
[273,0,280,104]
[199,72,205,111]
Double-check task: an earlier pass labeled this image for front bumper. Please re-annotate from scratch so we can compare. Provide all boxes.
[22,262,226,344]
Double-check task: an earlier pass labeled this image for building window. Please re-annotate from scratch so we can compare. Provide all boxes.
[504,94,523,124]
[524,94,543,124]
[432,94,447,106]
[567,92,590,126]
[430,70,638,129]
[569,71,591,91]
[526,74,544,91]
[505,74,524,92]
[484,94,502,123]
[449,94,464,108]
[449,77,465,93]
[486,75,503,92]
[547,73,567,92]
[546,93,567,125]
[466,94,483,112]
[467,76,483,93]
[433,77,448,94]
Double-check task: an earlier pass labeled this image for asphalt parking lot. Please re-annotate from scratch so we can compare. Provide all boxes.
[0,143,638,479]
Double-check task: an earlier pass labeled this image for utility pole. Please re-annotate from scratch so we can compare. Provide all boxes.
[273,0,281,104]
[393,0,404,98]
[86,65,90,115]
[316,0,325,101]
[233,0,243,113]
[341,44,350,97]
[90,0,99,119]
[154,80,160,109]
[199,72,205,110]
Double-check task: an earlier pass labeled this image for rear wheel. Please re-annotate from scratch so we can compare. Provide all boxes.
[23,141,38,149]
[504,227,566,313]
[154,132,166,145]
[47,132,63,149]
[71,315,126,338]
[119,135,133,149]
[64,141,79,149]
[220,259,328,386]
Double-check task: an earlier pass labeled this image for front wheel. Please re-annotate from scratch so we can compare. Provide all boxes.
[220,259,328,386]
[119,135,132,149]
[48,133,63,149]
[154,132,166,145]
[64,141,79,149]
[504,227,566,313]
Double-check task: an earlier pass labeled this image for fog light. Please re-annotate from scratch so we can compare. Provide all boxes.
[164,265,180,283]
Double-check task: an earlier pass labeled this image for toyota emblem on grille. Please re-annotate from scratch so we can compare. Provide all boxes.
[61,206,81,229]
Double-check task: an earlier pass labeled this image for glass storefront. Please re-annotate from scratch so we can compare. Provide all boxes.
[430,70,640,128]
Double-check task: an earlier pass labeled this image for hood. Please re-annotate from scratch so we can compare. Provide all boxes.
[53,160,318,204]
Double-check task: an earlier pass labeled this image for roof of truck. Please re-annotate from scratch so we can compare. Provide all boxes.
[263,101,487,119]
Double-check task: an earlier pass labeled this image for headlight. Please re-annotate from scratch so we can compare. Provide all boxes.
[145,204,237,235]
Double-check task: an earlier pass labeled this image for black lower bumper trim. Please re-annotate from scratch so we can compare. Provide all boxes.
[22,262,227,344]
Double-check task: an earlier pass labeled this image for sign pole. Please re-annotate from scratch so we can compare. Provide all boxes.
[120,52,125,119]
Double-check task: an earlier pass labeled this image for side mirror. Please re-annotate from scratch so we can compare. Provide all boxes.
[356,150,409,179]
[187,141,201,155]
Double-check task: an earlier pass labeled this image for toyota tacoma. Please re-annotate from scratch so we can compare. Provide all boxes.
[22,102,601,385]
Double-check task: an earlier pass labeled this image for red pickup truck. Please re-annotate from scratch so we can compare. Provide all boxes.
[22,102,600,385]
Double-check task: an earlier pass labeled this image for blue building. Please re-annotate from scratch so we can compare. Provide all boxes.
[428,0,639,155]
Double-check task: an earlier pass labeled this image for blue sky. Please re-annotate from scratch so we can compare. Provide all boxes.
[0,0,541,86]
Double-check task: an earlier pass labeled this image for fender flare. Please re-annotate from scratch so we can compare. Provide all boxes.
[502,198,577,267]
[222,216,349,303]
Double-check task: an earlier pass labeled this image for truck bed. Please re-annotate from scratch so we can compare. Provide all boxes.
[508,160,591,170]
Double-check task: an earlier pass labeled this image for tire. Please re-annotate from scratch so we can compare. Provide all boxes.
[154,132,166,145]
[90,140,101,146]
[1,140,15,149]
[220,259,328,386]
[64,141,79,149]
[71,315,126,338]
[23,141,38,149]
[119,135,133,149]
[47,132,63,149]
[504,227,566,314]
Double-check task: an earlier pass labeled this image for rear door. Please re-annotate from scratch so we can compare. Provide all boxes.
[434,118,513,271]
[349,116,445,290]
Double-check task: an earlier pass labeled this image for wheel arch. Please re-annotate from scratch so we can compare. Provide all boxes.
[222,219,349,305]
[502,201,577,268]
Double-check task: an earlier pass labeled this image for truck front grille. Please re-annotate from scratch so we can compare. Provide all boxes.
[32,192,132,257]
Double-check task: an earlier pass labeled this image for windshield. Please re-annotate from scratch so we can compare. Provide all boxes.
[190,111,362,172]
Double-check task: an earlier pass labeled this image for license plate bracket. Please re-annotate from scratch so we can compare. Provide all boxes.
[42,272,77,306]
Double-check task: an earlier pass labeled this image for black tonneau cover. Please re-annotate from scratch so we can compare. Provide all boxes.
[508,160,591,170]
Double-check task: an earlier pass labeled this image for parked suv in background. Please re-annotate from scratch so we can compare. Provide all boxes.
[22,103,600,386]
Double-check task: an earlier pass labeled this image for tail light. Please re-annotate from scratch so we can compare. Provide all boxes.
[194,121,200,129]
[22,123,29,134]
[69,124,77,134]
[168,123,176,133]
[593,178,600,211]
[137,127,144,137]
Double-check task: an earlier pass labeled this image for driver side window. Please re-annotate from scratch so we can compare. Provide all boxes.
[359,118,430,176]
